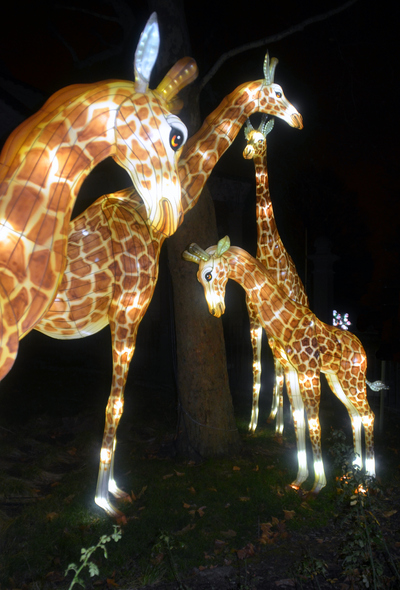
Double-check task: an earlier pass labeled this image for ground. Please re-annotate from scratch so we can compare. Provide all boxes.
[0,353,399,589]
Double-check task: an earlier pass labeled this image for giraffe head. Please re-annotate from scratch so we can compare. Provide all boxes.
[182,236,231,318]
[243,115,274,159]
[256,53,303,130]
[114,13,198,236]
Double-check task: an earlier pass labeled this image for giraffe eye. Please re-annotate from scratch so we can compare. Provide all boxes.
[205,272,212,282]
[167,116,188,152]
[275,91,282,98]
[169,127,185,151]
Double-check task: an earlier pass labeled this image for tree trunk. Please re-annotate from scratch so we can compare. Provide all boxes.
[149,0,241,457]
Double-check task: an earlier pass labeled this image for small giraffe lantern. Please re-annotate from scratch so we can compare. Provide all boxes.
[34,51,304,518]
[183,236,382,496]
[0,13,197,382]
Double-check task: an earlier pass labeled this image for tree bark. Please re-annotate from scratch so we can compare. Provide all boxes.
[149,0,241,457]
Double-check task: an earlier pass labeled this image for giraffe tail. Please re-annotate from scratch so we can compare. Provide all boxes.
[366,379,389,392]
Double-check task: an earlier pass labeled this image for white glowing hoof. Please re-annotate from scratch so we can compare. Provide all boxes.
[95,495,127,522]
[109,479,131,500]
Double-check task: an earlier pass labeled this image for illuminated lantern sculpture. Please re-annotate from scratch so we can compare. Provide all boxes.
[0,13,197,381]
[243,110,308,433]
[35,52,303,518]
[183,236,386,495]
[333,309,351,330]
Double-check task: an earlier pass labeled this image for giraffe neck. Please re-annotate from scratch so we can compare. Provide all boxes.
[179,80,265,215]
[253,152,280,266]
[225,246,299,341]
[253,152,309,306]
[0,81,134,250]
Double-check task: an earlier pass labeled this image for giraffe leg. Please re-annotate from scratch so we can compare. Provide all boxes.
[326,373,375,477]
[95,333,136,519]
[284,366,309,490]
[0,321,19,381]
[249,320,262,432]
[95,393,128,519]
[299,374,326,496]
[273,360,285,434]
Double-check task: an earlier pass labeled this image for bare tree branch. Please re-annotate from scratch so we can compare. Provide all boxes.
[199,0,359,92]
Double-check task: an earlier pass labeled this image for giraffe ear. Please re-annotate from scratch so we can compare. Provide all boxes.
[216,236,231,257]
[244,118,254,139]
[263,52,279,85]
[134,12,160,93]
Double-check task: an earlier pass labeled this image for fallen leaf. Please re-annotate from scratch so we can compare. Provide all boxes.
[174,470,185,477]
[188,486,196,494]
[253,465,259,471]
[46,512,59,522]
[198,506,206,517]
[163,473,174,480]
[176,523,196,535]
[283,510,295,520]
[131,486,147,501]
[383,510,397,518]
[233,466,240,471]
[106,577,118,587]
[151,553,164,565]
[214,539,227,548]
[239,496,250,502]
[183,502,192,509]
[237,543,255,560]
[208,487,217,492]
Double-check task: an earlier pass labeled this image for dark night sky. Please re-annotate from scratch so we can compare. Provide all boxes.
[0,0,398,415]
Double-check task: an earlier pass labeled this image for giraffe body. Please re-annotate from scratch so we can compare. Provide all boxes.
[243,116,308,433]
[0,13,197,381]
[35,52,303,517]
[184,237,375,495]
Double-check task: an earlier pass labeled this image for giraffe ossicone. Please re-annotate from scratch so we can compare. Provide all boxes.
[0,12,197,383]
[34,50,303,518]
[183,236,377,496]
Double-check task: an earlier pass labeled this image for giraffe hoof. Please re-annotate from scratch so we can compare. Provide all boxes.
[95,495,127,521]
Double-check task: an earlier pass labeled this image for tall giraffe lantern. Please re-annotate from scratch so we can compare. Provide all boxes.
[0,13,198,381]
[243,110,309,434]
[183,237,381,496]
[35,51,303,518]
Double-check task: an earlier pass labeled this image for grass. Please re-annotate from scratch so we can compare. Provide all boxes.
[0,383,399,589]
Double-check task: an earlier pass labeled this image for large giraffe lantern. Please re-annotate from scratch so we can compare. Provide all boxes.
[243,113,308,433]
[35,52,303,518]
[183,236,379,496]
[0,13,197,381]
